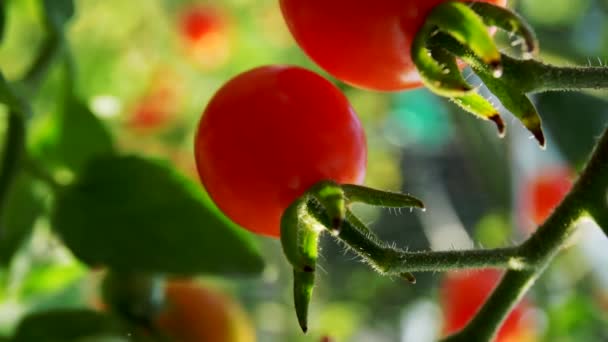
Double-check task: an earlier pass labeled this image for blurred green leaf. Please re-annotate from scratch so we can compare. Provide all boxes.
[0,0,5,44]
[19,261,85,299]
[32,95,115,173]
[11,309,129,342]
[51,155,264,276]
[536,92,608,169]
[42,0,74,33]
[544,293,608,341]
[0,173,44,265]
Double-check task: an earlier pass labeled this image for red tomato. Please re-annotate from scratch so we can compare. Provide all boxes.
[157,280,255,342]
[441,270,535,341]
[178,5,231,70]
[126,69,181,132]
[126,87,174,131]
[522,167,573,228]
[194,66,367,237]
[280,0,507,91]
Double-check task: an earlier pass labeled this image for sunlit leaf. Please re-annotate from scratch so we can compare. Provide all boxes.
[32,94,115,174]
[51,155,264,276]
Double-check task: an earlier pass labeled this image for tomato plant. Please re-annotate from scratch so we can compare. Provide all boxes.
[194,65,367,237]
[521,167,574,228]
[279,0,506,91]
[157,280,255,342]
[441,270,536,342]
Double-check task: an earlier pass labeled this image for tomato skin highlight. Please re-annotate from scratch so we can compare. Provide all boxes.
[280,0,507,91]
[195,66,367,238]
[441,270,535,342]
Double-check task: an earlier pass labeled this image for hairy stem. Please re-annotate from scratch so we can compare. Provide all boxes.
[307,205,530,273]
[337,220,528,273]
[430,34,608,93]
[530,62,608,92]
[443,126,608,341]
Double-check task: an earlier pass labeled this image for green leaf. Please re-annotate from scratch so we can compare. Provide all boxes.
[42,0,75,32]
[0,173,45,265]
[12,309,129,342]
[32,95,115,173]
[51,155,264,276]
[0,0,6,43]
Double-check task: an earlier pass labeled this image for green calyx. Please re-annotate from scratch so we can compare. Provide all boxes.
[411,1,545,146]
[279,181,424,333]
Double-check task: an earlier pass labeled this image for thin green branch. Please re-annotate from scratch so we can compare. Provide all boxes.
[308,204,530,274]
[430,34,608,93]
[443,126,608,341]
[21,33,63,93]
[530,63,608,92]
[0,112,25,210]
[443,269,538,342]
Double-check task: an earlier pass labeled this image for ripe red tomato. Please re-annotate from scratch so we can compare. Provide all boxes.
[194,66,367,237]
[157,280,255,342]
[126,69,181,133]
[280,0,507,91]
[440,270,535,341]
[179,6,224,42]
[126,87,174,132]
[178,5,231,69]
[522,167,573,228]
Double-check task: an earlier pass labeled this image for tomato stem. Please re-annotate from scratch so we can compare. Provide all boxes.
[21,33,64,94]
[0,111,25,212]
[310,204,526,273]
[283,126,608,335]
[443,126,608,341]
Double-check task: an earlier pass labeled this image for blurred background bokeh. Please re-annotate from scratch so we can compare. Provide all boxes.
[0,0,607,341]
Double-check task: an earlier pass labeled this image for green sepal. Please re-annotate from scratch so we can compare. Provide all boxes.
[475,71,545,147]
[412,28,473,97]
[427,2,501,68]
[451,92,505,136]
[470,2,538,56]
[345,209,371,235]
[429,45,505,136]
[293,269,315,333]
[342,184,425,209]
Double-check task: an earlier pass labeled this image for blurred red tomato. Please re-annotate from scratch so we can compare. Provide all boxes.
[441,270,536,341]
[157,280,256,342]
[521,167,574,229]
[126,88,174,132]
[126,69,181,133]
[178,5,231,69]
